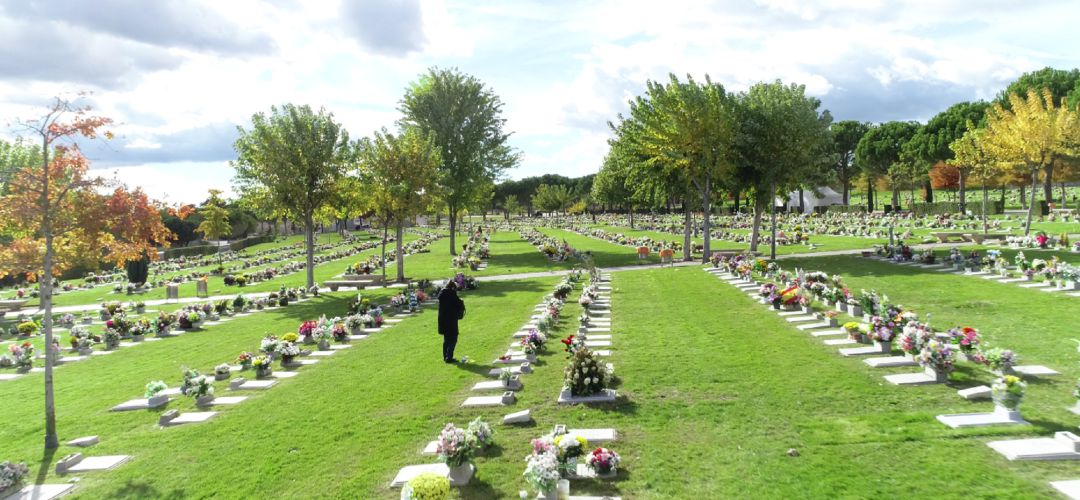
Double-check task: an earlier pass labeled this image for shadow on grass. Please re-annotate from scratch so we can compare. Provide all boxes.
[34,447,56,485]
[101,479,187,499]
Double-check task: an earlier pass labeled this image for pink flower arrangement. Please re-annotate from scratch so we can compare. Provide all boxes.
[297,320,316,339]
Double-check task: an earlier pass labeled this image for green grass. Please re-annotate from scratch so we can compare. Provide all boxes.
[4,243,1079,497]
[588,223,879,256]
[388,231,576,280]
[533,227,660,267]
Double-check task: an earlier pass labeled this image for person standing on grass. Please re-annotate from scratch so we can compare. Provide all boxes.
[438,280,466,363]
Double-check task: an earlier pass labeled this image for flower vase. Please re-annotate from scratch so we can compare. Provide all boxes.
[132,334,144,342]
[318,340,331,351]
[992,391,1022,412]
[801,305,812,314]
[835,302,847,313]
[214,372,229,381]
[16,365,31,374]
[849,305,862,317]
[924,366,949,383]
[256,367,272,379]
[446,462,474,486]
[536,487,557,500]
[873,340,892,353]
[78,348,93,356]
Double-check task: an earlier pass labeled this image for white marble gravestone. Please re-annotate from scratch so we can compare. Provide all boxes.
[2,483,76,500]
[1051,480,1080,500]
[936,406,1029,428]
[987,431,1080,461]
[503,409,532,424]
[558,389,616,404]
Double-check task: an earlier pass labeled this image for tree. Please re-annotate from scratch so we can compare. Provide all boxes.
[736,81,833,259]
[830,120,870,204]
[399,67,518,255]
[623,74,738,262]
[951,126,997,233]
[856,121,920,211]
[0,98,169,450]
[197,189,231,242]
[503,195,522,220]
[903,101,989,209]
[357,126,440,282]
[928,162,961,191]
[233,104,351,288]
[998,67,1080,203]
[531,183,572,219]
[981,88,1080,234]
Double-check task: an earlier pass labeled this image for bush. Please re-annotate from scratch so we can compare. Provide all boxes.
[968,200,1004,216]
[912,202,961,216]
[563,348,611,396]
[162,245,219,260]
[125,254,150,284]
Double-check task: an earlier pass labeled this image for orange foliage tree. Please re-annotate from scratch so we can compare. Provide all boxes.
[0,96,172,450]
[928,162,960,191]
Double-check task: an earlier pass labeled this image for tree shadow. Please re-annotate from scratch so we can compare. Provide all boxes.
[34,447,56,485]
[99,479,187,500]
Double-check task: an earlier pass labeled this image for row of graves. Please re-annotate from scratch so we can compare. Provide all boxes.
[0,284,435,500]
[873,243,1080,297]
[393,267,625,499]
[707,254,1080,499]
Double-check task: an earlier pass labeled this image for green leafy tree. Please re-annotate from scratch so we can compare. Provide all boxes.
[399,67,518,255]
[951,126,998,233]
[232,104,351,288]
[502,195,522,220]
[196,189,231,242]
[855,121,920,211]
[903,101,989,209]
[830,120,870,205]
[736,81,833,259]
[531,183,572,220]
[357,126,441,282]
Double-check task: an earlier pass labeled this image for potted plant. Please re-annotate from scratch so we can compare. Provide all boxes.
[252,355,273,378]
[103,329,121,350]
[15,321,38,338]
[134,301,146,314]
[585,447,621,479]
[917,339,955,383]
[991,375,1026,413]
[236,351,254,371]
[183,372,214,406]
[277,341,300,367]
[298,320,317,345]
[400,472,450,500]
[331,321,348,344]
[0,461,30,498]
[214,364,231,381]
[949,326,982,362]
[144,380,169,408]
[842,322,865,343]
[867,316,895,352]
[259,335,280,360]
[435,423,476,485]
[316,326,333,351]
[985,348,1018,376]
[346,315,363,336]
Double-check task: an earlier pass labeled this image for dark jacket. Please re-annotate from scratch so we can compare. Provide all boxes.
[437,288,465,335]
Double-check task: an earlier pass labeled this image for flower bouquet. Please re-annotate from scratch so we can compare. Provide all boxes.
[236,351,254,370]
[144,380,168,406]
[842,322,865,343]
[563,349,610,397]
[298,320,317,344]
[554,433,588,476]
[436,423,476,470]
[991,375,1026,411]
[948,326,982,362]
[214,363,231,381]
[898,321,931,357]
[523,449,560,497]
[585,447,621,478]
[102,329,121,350]
[259,335,280,359]
[8,342,34,373]
[277,341,301,366]
[918,339,955,381]
[400,472,450,500]
[466,417,494,450]
[984,347,1018,375]
[252,355,273,378]
[332,321,348,343]
[0,461,30,496]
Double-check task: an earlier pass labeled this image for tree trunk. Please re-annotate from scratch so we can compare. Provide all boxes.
[958,169,967,212]
[1000,183,1006,206]
[380,223,388,282]
[1043,163,1054,205]
[798,187,805,214]
[395,222,405,282]
[981,183,989,234]
[1024,169,1038,235]
[448,203,457,256]
[734,190,741,213]
[1019,184,1026,208]
[866,177,874,212]
[750,194,763,252]
[682,199,691,261]
[923,179,933,203]
[841,169,850,205]
[769,183,778,260]
[701,174,711,263]
[303,213,315,288]
[1061,182,1066,207]
[891,186,900,210]
[41,137,59,450]
[629,205,634,229]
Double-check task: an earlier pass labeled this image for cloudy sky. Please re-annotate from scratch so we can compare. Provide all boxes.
[1,0,1078,204]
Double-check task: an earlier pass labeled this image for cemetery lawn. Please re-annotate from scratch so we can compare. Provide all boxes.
[387,231,579,279]
[593,224,879,256]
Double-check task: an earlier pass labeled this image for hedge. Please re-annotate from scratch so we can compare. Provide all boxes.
[824,205,867,214]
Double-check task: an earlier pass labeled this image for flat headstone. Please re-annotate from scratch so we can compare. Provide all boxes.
[90,350,115,356]
[293,359,319,366]
[1040,286,1066,293]
[1051,480,1080,500]
[56,355,88,365]
[1000,277,1027,283]
[494,356,531,365]
[348,335,368,341]
[1014,365,1060,377]
[271,371,299,378]
[329,344,352,350]
[111,398,169,412]
[785,315,818,323]
[309,350,336,357]
[389,463,473,488]
[797,322,832,331]
[558,389,616,404]
[503,409,532,425]
[885,371,942,386]
[937,408,1029,428]
[159,387,182,396]
[472,379,522,391]
[65,455,131,472]
[982,275,1006,280]
[592,350,611,357]
[2,483,76,500]
[823,338,858,346]
[839,346,889,357]
[777,310,805,317]
[958,386,992,400]
[462,394,512,407]
[987,432,1080,461]
[1018,282,1051,289]
[163,412,217,426]
[201,396,247,406]
[421,440,439,455]
[566,428,617,442]
[811,329,846,337]
[964,270,989,276]
[231,380,277,390]
[67,436,99,447]
[584,340,611,348]
[0,373,23,381]
[585,334,612,340]
[569,497,622,500]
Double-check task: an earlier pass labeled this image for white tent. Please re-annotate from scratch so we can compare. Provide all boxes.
[778,186,844,213]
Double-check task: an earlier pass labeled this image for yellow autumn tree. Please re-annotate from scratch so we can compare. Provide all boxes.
[980,88,1080,234]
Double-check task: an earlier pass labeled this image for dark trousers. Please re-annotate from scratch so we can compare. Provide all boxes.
[442,332,458,361]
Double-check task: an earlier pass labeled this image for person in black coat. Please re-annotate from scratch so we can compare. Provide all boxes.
[437,281,466,363]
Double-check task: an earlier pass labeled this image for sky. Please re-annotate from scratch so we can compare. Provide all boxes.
[1,0,1079,204]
